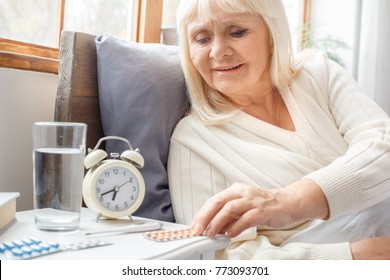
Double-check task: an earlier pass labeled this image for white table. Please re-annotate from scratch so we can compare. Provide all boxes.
[0,208,230,260]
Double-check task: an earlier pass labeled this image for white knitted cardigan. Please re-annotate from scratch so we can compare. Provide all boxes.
[168,52,390,259]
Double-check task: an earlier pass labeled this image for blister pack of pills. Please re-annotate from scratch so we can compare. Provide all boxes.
[144,228,199,242]
[0,237,112,260]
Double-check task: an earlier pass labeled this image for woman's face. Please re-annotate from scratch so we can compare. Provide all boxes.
[187,11,273,104]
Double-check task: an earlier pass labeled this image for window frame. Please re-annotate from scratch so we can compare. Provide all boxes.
[0,0,163,74]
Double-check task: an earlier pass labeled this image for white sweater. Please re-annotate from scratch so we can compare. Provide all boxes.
[168,52,390,259]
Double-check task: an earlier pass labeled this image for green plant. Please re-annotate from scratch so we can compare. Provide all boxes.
[301,23,349,66]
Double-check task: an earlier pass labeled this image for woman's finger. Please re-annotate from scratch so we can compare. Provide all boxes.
[191,186,244,234]
[221,208,262,237]
[203,197,254,236]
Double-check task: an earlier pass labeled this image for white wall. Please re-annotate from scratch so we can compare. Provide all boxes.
[310,0,358,75]
[0,68,57,210]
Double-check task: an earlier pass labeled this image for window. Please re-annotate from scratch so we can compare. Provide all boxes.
[0,0,163,74]
[0,0,59,47]
[282,0,309,52]
[1,0,308,74]
[63,0,134,42]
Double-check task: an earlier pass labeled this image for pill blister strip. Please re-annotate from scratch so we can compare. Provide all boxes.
[144,228,199,242]
[0,237,112,260]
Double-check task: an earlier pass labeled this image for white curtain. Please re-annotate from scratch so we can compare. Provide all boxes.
[357,0,390,115]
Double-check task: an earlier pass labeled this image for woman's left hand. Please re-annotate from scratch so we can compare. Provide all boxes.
[191,180,329,238]
[351,237,390,259]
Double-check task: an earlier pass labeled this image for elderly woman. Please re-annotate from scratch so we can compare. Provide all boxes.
[168,0,390,259]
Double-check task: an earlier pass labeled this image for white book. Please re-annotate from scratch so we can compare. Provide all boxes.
[0,192,20,234]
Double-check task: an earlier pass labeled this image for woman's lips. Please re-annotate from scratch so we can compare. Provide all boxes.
[213,64,243,72]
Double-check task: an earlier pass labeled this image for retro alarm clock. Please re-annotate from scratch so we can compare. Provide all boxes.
[82,136,145,222]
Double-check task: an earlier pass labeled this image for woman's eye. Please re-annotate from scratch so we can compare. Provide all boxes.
[230,29,248,38]
[194,35,210,45]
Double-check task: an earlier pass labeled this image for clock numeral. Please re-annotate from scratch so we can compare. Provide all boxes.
[104,171,110,178]
[130,195,134,201]
[98,179,105,185]
[96,187,101,193]
[113,168,119,175]
[129,177,134,183]
[106,202,110,208]
[115,204,120,211]
[124,202,129,208]
[132,186,136,192]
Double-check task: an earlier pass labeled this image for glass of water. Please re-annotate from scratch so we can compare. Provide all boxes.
[32,122,87,231]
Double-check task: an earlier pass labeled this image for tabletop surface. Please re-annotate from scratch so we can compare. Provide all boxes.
[0,208,230,260]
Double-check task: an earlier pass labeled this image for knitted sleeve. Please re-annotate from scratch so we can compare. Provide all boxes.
[302,54,390,218]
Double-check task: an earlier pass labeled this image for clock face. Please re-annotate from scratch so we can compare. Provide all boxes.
[95,165,141,213]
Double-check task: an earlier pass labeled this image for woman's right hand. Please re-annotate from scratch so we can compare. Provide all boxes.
[350,237,390,259]
[191,179,329,238]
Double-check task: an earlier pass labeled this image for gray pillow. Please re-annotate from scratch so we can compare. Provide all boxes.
[96,34,188,222]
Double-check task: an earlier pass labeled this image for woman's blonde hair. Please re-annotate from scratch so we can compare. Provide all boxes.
[177,0,296,124]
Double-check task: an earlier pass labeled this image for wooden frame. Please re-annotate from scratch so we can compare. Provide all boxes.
[0,38,59,74]
[57,0,66,47]
[132,0,163,43]
[303,0,311,24]
[300,0,312,47]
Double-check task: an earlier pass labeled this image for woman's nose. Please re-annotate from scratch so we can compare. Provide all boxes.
[209,37,233,61]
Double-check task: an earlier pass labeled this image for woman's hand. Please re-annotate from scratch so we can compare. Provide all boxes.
[191,179,329,237]
[351,237,390,260]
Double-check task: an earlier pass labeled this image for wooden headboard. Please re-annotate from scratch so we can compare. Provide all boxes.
[54,31,104,150]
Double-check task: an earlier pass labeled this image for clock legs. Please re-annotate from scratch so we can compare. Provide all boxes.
[96,213,103,222]
[95,212,134,223]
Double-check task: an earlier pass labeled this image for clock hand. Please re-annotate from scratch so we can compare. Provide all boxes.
[112,189,118,201]
[118,179,131,189]
[111,179,131,201]
[100,188,116,197]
